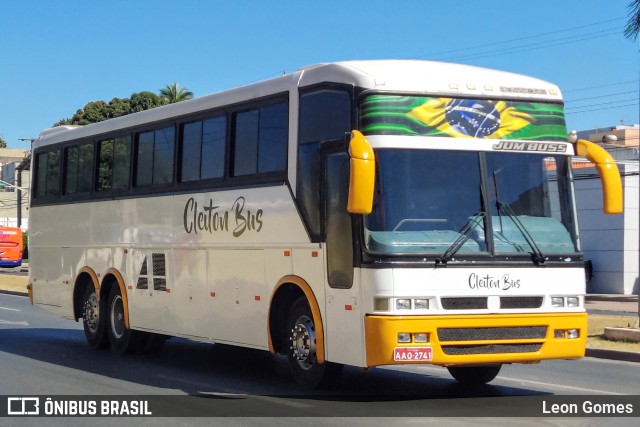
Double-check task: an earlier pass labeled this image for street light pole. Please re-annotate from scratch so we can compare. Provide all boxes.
[15,138,33,229]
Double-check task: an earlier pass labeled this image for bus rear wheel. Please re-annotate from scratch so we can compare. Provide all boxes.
[447,365,502,385]
[81,285,108,349]
[107,285,144,354]
[286,297,342,388]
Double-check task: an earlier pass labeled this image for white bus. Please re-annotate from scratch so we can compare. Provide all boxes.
[28,60,622,387]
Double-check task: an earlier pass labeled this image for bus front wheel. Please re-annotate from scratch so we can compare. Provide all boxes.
[447,365,502,384]
[286,297,342,388]
[81,285,108,349]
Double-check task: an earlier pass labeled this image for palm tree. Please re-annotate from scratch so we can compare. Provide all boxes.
[159,83,194,104]
[624,0,640,40]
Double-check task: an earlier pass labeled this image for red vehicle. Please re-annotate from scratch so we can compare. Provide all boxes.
[0,227,23,267]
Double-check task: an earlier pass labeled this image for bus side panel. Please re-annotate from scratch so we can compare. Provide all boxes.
[169,248,209,339]
[31,247,65,316]
[207,249,269,348]
[324,268,367,367]
[127,248,175,335]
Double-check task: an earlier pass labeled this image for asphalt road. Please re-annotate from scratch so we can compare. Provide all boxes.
[1,293,639,426]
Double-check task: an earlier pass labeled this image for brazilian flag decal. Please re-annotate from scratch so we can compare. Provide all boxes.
[360,95,567,141]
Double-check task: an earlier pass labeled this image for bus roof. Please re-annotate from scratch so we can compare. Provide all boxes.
[34,60,562,148]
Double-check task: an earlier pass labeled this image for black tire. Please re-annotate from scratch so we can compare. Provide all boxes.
[447,365,502,384]
[286,297,343,388]
[106,285,144,354]
[81,285,108,349]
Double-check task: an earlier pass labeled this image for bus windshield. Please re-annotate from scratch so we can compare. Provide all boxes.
[363,149,579,258]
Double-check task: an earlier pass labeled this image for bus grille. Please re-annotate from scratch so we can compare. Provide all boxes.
[442,343,543,355]
[441,297,487,310]
[438,326,547,341]
[500,296,543,309]
[441,296,544,310]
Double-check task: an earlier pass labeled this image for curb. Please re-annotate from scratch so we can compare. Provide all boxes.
[0,289,27,297]
[585,348,640,363]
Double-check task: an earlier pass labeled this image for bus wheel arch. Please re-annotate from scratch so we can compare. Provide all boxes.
[268,276,325,363]
[268,276,342,388]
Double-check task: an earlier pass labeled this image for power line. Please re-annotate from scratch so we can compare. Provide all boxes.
[563,79,639,93]
[564,101,639,114]
[565,97,639,111]
[439,27,622,62]
[407,16,626,60]
[565,90,637,103]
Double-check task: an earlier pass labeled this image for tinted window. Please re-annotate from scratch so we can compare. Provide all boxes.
[297,90,351,238]
[181,121,202,182]
[34,152,48,198]
[234,110,259,176]
[201,116,226,179]
[299,90,351,144]
[64,143,93,195]
[180,116,226,182]
[233,102,287,176]
[136,131,154,186]
[112,136,131,191]
[258,103,287,173]
[154,127,175,185]
[36,149,61,198]
[98,136,130,192]
[135,127,175,187]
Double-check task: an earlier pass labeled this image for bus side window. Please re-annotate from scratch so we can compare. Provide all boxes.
[64,142,93,195]
[34,149,61,199]
[298,90,351,240]
[232,102,288,177]
[180,116,226,182]
[135,127,175,187]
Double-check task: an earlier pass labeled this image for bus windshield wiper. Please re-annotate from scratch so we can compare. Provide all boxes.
[495,200,546,265]
[435,212,486,267]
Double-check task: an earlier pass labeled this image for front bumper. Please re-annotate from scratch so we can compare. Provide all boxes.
[364,312,587,367]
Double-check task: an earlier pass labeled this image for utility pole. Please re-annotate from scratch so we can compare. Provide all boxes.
[15,139,33,229]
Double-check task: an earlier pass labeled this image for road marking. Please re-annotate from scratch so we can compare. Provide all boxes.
[0,306,21,312]
[0,319,29,326]
[497,375,623,395]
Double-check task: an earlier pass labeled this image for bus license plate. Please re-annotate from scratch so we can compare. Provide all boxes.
[393,347,433,362]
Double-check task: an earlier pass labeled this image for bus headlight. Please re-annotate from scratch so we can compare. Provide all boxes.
[414,333,429,343]
[567,297,579,307]
[414,299,429,310]
[567,329,580,339]
[397,333,412,343]
[396,299,411,310]
[551,297,565,308]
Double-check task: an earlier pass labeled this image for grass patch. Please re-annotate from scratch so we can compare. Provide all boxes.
[587,314,640,352]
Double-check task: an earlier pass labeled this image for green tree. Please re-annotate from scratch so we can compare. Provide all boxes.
[130,91,164,112]
[55,84,193,126]
[0,135,7,148]
[625,0,640,40]
[159,83,194,104]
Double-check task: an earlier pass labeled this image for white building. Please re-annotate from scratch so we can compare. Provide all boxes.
[573,126,639,295]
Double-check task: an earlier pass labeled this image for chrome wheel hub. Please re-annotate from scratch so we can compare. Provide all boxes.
[83,293,99,333]
[290,315,316,370]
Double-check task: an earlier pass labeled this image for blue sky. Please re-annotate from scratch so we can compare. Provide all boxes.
[1,0,638,150]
